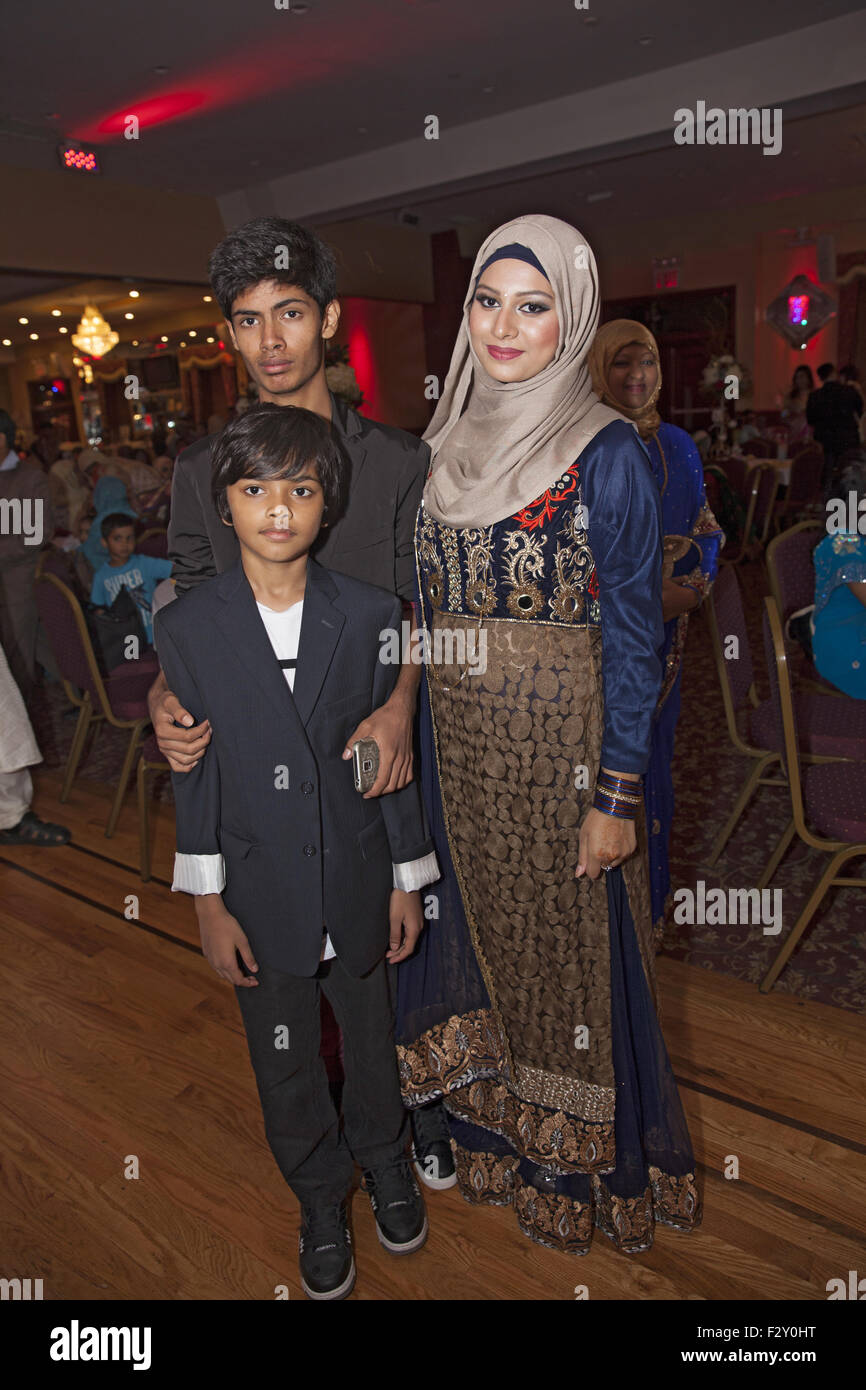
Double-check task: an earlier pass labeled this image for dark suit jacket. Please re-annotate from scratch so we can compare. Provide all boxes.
[168,394,430,601]
[806,381,862,456]
[154,557,434,978]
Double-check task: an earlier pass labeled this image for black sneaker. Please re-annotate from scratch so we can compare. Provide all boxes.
[362,1156,428,1254]
[410,1100,457,1190]
[298,1200,355,1300]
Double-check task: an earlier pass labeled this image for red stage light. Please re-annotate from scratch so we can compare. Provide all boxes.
[58,143,100,172]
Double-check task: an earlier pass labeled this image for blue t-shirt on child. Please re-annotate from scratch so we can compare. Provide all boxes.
[90,553,172,643]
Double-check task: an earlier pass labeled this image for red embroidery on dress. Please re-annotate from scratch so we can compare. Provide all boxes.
[513,461,581,532]
[588,569,599,599]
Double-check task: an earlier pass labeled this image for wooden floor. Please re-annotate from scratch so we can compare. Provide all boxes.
[2,767,865,1301]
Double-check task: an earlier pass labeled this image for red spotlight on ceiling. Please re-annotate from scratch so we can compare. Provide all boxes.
[58,143,100,172]
[90,91,207,138]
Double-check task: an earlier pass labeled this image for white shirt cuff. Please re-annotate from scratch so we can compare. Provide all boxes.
[392,850,440,893]
[172,852,225,895]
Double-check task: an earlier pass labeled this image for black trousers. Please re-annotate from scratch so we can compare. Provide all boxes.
[235,952,408,1206]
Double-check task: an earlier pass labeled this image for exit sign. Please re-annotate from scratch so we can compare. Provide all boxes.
[653,257,680,289]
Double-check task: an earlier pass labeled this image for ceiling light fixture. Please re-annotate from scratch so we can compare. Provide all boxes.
[1,338,10,347]
[51,308,62,317]
[59,326,68,334]
[72,304,119,358]
[124,312,134,320]
[18,317,28,325]
[129,290,140,298]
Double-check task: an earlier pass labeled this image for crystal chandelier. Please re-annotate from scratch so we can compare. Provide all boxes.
[71,304,119,358]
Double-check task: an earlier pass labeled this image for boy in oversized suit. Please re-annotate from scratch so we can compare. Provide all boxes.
[155,403,439,1301]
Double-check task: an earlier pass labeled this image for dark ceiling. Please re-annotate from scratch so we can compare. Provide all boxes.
[1,0,864,197]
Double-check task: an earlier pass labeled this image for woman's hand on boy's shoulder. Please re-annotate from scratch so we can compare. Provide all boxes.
[386,889,424,964]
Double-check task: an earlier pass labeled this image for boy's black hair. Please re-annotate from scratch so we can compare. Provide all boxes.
[817,362,835,382]
[208,218,338,322]
[211,402,348,527]
[101,513,135,540]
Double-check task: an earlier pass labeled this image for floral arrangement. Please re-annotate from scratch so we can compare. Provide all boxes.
[325,343,365,409]
[700,353,753,401]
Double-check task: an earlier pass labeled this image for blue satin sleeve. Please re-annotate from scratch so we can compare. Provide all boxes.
[583,422,665,774]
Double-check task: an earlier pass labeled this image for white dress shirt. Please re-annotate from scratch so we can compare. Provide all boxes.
[172,597,439,961]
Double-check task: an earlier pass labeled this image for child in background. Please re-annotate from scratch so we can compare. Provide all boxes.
[89,514,172,645]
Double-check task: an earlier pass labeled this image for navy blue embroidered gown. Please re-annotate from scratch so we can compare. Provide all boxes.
[396,420,701,1254]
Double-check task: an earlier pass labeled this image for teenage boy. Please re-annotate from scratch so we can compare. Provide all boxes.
[90,515,172,644]
[155,404,438,1300]
[147,217,457,1189]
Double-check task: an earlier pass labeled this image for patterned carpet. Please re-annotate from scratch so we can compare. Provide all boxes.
[28,557,866,1015]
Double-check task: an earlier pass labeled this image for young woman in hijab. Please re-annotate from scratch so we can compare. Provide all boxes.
[397,216,701,1255]
[588,321,723,936]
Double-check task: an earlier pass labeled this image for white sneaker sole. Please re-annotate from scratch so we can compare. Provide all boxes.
[301,1257,356,1301]
[413,1158,458,1190]
[375,1213,429,1255]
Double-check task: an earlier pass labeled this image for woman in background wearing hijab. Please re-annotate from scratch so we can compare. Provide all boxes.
[588,321,723,938]
[397,216,700,1256]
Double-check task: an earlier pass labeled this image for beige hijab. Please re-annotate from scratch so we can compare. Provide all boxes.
[587,319,662,440]
[422,214,625,528]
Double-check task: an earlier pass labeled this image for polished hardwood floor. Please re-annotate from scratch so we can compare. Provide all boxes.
[1,769,864,1301]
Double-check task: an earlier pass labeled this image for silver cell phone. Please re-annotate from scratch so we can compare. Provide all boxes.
[352,738,380,793]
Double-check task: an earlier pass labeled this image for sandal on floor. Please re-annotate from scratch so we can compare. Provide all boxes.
[0,810,71,846]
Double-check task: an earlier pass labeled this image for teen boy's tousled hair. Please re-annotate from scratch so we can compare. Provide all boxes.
[211,403,348,526]
[208,218,338,322]
[817,362,835,382]
[101,513,136,539]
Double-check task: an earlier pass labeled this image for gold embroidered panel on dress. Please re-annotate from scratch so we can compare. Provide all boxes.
[416,492,601,628]
[427,611,655,1121]
[453,1150,701,1256]
[397,1008,502,1105]
[446,1077,615,1172]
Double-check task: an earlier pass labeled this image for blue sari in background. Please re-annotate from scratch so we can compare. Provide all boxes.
[643,422,723,934]
[812,532,866,699]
